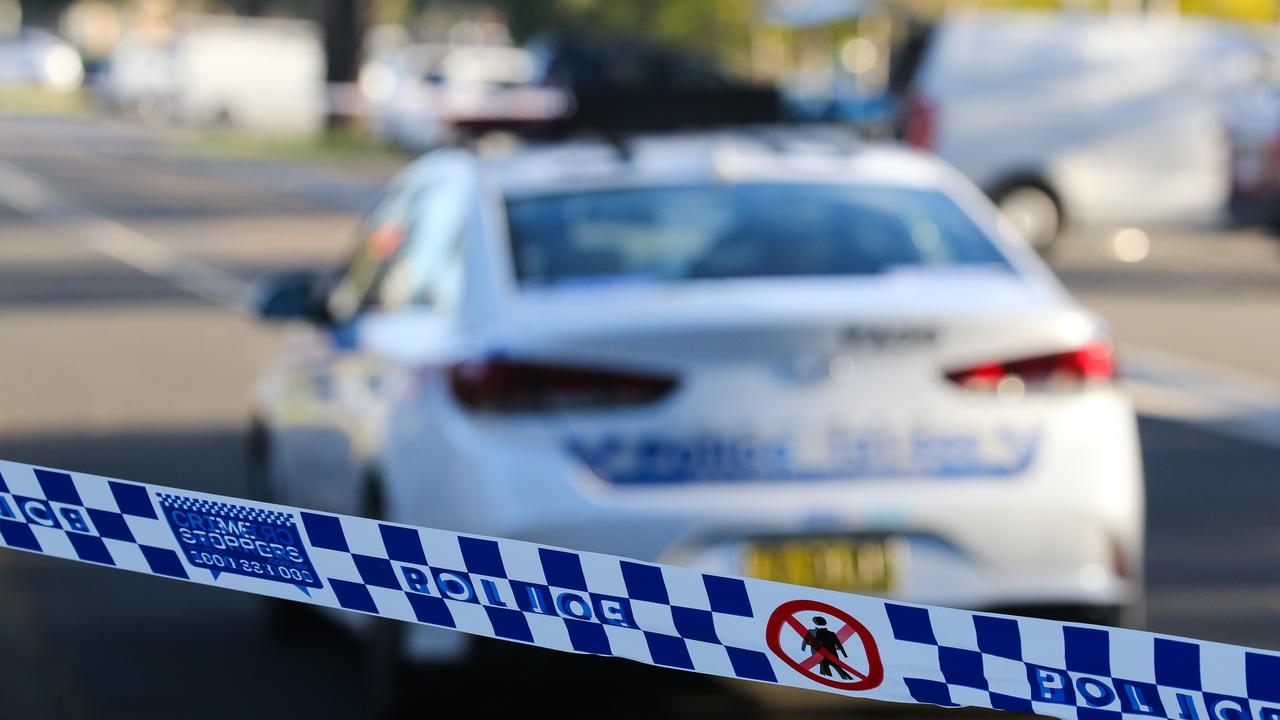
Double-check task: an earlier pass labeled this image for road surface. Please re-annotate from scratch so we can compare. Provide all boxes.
[0,114,1277,719]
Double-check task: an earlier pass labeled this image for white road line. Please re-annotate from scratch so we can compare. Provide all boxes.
[0,160,251,310]
[5,159,1280,450]
[1123,344,1280,450]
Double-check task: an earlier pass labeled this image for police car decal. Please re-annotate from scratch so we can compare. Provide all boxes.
[567,424,1040,485]
[0,457,1276,720]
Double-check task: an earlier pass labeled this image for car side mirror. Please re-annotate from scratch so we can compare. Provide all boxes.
[252,270,329,324]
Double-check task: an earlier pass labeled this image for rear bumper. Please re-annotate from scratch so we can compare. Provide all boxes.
[395,478,1142,662]
[384,389,1144,662]
[502,477,1142,611]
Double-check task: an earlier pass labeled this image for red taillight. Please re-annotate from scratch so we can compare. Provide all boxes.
[448,357,677,412]
[902,92,937,150]
[945,341,1115,391]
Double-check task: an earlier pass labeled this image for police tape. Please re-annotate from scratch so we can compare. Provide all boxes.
[0,456,1275,718]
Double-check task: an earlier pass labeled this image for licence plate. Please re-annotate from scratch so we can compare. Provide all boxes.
[744,537,901,593]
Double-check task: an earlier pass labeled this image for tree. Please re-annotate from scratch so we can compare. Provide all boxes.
[19,0,73,26]
[313,0,366,127]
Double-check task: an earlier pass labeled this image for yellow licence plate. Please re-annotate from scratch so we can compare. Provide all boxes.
[744,537,901,593]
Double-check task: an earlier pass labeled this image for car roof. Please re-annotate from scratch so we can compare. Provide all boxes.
[387,126,1059,324]
[472,127,958,199]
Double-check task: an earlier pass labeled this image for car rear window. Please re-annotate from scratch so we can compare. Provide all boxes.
[505,183,1011,288]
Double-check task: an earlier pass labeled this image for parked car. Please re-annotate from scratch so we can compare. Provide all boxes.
[96,30,175,122]
[361,42,562,150]
[900,12,1259,252]
[170,14,325,134]
[1225,52,1280,228]
[783,88,899,139]
[249,127,1144,707]
[0,27,83,91]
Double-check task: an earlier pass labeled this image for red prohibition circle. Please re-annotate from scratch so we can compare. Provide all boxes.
[765,599,885,691]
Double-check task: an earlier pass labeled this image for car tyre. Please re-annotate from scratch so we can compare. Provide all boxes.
[995,183,1062,255]
[1105,600,1147,630]
[365,616,415,719]
[262,593,322,641]
[247,418,317,641]
[359,475,418,718]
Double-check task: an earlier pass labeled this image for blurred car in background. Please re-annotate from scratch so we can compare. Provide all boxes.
[360,42,557,150]
[96,29,175,122]
[360,35,780,151]
[0,27,83,91]
[783,87,899,139]
[171,14,325,133]
[1226,51,1280,228]
[99,14,325,133]
[247,126,1144,704]
[528,36,781,138]
[900,12,1260,252]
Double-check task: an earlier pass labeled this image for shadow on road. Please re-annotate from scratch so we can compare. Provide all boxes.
[1138,416,1280,647]
[0,260,330,309]
[0,416,1276,718]
[0,426,764,719]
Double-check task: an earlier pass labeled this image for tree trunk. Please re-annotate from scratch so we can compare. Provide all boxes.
[315,0,365,129]
[240,0,270,17]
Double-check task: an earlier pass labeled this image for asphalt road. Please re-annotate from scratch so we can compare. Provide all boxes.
[0,113,1278,720]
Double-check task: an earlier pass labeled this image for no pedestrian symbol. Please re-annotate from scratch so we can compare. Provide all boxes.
[766,599,884,691]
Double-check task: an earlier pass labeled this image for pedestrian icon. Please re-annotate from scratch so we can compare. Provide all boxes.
[766,599,884,691]
[801,616,853,679]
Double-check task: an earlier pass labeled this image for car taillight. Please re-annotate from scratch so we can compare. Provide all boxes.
[449,357,677,412]
[902,91,937,150]
[945,341,1115,391]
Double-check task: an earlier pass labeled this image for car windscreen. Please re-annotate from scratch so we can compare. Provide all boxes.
[505,183,1012,288]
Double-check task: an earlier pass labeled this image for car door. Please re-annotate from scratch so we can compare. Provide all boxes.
[272,178,424,515]
[275,158,472,517]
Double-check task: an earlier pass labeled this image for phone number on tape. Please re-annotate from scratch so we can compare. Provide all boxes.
[158,493,322,589]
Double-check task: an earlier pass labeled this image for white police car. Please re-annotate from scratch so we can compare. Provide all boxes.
[248,128,1143,691]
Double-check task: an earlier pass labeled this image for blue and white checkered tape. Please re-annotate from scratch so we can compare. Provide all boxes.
[0,457,1275,719]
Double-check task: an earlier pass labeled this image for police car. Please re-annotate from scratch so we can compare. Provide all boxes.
[247,127,1144,694]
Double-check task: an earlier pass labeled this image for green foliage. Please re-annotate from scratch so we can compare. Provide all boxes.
[496,1,747,47]
[1180,0,1278,22]
[19,0,73,25]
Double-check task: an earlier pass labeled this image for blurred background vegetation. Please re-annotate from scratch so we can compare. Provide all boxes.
[11,0,1280,77]
[5,0,1278,145]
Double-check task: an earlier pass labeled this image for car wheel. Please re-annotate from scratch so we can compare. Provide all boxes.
[359,476,415,717]
[247,419,317,640]
[262,591,322,641]
[245,418,272,502]
[365,616,415,718]
[1102,600,1147,630]
[996,183,1062,255]
[1066,602,1146,630]
[993,602,1145,630]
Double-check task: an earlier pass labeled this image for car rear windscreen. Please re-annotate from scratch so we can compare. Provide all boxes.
[506,184,1011,288]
